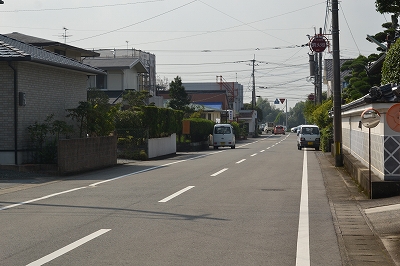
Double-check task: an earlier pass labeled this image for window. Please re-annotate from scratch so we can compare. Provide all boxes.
[96,74,107,90]
[215,126,231,134]
[302,127,319,134]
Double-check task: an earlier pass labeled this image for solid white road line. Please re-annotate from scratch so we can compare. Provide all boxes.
[26,229,111,266]
[296,150,310,266]
[210,168,228,177]
[365,203,400,214]
[0,187,86,211]
[158,186,195,203]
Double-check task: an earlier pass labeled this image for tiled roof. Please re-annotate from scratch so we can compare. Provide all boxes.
[0,40,30,60]
[83,58,148,73]
[324,58,352,81]
[0,34,104,75]
[4,32,54,45]
[4,32,100,58]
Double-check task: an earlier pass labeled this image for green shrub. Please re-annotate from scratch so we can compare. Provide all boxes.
[139,150,148,160]
[320,127,333,152]
[184,118,214,142]
[230,121,242,138]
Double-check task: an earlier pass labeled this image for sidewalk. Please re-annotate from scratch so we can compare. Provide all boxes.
[317,151,400,265]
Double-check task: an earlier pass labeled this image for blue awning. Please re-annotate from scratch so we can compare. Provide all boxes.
[194,102,222,110]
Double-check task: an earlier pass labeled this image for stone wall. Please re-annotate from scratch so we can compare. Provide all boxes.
[58,136,117,175]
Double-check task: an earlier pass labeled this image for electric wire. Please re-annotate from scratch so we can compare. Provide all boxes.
[70,0,198,43]
[339,2,361,55]
[0,0,164,12]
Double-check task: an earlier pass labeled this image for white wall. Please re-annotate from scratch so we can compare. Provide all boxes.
[342,103,400,181]
[148,133,176,158]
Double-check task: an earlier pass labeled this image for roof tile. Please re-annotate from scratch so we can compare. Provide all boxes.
[0,34,104,75]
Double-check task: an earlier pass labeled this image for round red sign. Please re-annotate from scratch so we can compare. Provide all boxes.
[309,36,327,53]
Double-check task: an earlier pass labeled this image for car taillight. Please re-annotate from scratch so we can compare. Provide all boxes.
[300,137,305,141]
[316,138,320,141]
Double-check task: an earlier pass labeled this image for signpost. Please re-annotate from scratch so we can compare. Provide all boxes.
[274,98,287,129]
[360,108,381,199]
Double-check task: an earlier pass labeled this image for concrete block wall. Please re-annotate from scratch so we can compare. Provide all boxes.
[58,136,117,175]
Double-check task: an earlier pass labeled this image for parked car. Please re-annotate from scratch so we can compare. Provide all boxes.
[297,125,320,150]
[213,123,235,149]
[273,125,285,135]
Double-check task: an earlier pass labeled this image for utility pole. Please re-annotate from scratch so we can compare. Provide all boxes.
[252,55,256,109]
[332,0,343,166]
[285,99,288,129]
[314,53,318,105]
[318,28,323,104]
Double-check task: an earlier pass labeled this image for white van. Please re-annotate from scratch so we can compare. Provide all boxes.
[297,125,320,150]
[213,124,235,149]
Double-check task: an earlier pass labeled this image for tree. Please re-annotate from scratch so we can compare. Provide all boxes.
[168,76,191,111]
[67,89,119,137]
[376,0,400,13]
[375,1,400,47]
[341,55,382,103]
[122,90,150,109]
[382,38,400,84]
[287,101,306,127]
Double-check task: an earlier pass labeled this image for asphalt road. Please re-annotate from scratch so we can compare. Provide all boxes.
[0,133,342,265]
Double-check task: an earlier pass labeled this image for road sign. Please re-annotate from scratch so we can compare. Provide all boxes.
[274,98,279,104]
[279,98,286,104]
[309,35,328,53]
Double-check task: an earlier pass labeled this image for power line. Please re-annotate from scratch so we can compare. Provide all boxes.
[0,0,164,12]
[339,2,361,55]
[71,0,198,43]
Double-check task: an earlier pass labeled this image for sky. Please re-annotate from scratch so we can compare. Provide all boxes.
[0,0,389,109]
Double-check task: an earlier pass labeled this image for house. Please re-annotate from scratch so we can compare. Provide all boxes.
[324,58,352,97]
[6,40,157,106]
[157,89,227,122]
[85,49,156,104]
[83,57,148,104]
[157,81,246,126]
[0,34,104,165]
[238,110,257,137]
[182,81,244,116]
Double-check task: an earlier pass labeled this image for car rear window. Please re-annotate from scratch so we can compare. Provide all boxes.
[301,127,319,134]
[215,126,231,134]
